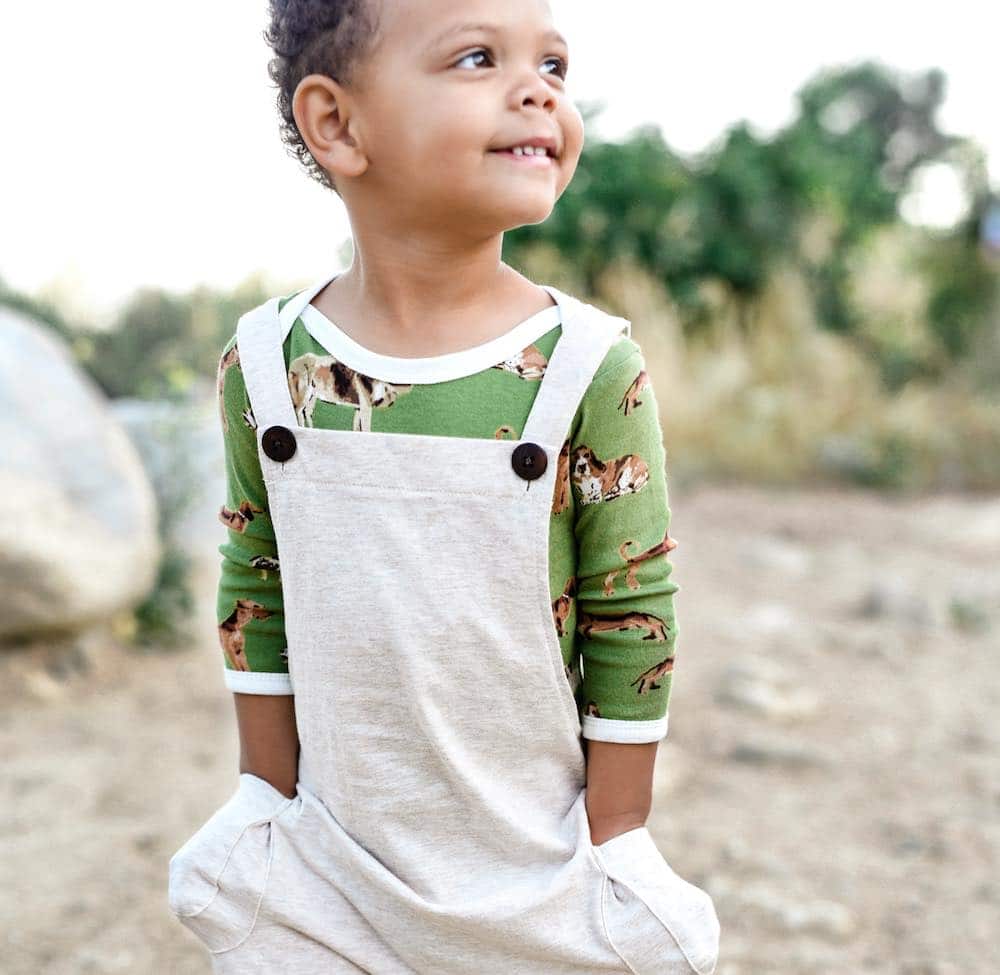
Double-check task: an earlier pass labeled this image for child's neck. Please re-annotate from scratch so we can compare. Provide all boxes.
[309,266,556,359]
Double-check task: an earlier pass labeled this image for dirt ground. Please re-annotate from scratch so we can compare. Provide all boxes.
[2,483,997,975]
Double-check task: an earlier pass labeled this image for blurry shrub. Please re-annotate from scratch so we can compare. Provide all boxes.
[81,274,275,402]
[114,402,203,652]
[590,257,1000,492]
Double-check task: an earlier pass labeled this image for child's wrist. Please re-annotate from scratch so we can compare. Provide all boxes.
[588,811,647,846]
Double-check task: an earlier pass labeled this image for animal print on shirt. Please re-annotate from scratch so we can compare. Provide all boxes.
[576,608,673,643]
[571,445,650,505]
[630,656,674,694]
[491,343,548,380]
[249,555,280,579]
[218,598,273,671]
[551,576,577,637]
[603,529,678,596]
[617,366,651,416]
[551,440,573,515]
[286,339,549,432]
[288,353,415,432]
[216,343,241,433]
[219,500,263,533]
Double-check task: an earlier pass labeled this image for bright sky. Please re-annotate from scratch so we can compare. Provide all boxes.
[1,1,994,324]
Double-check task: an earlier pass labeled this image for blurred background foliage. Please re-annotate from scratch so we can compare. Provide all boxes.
[4,60,999,494]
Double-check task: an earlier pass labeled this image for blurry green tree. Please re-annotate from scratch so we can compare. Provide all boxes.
[505,60,996,387]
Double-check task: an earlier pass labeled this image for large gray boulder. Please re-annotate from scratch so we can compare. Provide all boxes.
[0,305,160,641]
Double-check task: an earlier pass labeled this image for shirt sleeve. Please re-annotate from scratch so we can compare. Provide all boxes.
[215,332,293,695]
[571,336,680,744]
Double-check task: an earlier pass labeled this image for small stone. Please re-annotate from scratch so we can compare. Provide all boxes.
[715,658,820,721]
[855,579,945,627]
[739,884,856,940]
[729,737,831,769]
[745,537,812,575]
[23,669,65,702]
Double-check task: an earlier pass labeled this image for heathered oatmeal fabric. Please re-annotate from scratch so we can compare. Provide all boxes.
[216,275,681,743]
[168,284,720,974]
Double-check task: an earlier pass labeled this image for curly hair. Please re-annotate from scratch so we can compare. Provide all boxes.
[264,0,384,196]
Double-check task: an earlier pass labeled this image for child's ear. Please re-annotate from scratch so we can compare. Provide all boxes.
[291,74,369,182]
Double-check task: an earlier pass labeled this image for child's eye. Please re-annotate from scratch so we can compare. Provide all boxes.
[454,49,493,70]
[453,48,569,81]
[543,56,569,80]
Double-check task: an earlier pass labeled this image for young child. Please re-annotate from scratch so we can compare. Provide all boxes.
[168,1,720,973]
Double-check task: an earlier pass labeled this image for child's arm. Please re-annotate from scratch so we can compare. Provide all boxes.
[215,333,299,796]
[584,740,658,844]
[234,693,300,798]
[571,335,679,843]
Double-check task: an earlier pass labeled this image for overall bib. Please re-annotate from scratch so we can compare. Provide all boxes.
[168,277,721,975]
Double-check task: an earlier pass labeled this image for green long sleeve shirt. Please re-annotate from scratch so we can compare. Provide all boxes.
[215,292,680,743]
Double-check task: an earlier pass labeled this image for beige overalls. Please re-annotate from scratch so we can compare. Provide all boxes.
[168,276,721,975]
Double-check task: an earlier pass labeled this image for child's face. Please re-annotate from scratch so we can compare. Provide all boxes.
[323,0,583,234]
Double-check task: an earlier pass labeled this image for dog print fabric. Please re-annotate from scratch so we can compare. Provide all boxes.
[215,296,680,744]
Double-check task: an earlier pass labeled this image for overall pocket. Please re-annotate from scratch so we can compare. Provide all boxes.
[593,826,720,975]
[167,773,295,954]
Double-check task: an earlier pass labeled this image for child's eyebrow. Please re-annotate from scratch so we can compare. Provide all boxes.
[425,22,569,53]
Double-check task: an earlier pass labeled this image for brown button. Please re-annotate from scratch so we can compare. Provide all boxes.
[511,442,547,481]
[261,425,297,462]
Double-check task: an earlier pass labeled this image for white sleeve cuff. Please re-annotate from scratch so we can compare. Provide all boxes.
[582,713,668,743]
[222,666,294,695]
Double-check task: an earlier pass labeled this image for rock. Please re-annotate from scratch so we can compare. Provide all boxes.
[944,501,1000,552]
[860,632,910,663]
[900,963,962,975]
[0,306,160,642]
[817,433,877,481]
[23,669,66,703]
[973,882,995,902]
[947,590,992,634]
[718,840,794,877]
[745,536,813,575]
[729,736,831,769]
[738,883,857,940]
[715,657,820,720]
[744,602,798,635]
[854,578,946,627]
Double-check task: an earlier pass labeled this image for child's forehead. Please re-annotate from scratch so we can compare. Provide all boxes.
[381,0,560,48]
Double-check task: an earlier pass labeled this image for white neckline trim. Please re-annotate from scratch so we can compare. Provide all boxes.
[283,272,564,384]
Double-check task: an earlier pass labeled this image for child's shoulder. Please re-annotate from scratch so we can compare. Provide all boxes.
[219,288,311,364]
[593,333,642,383]
[542,283,639,382]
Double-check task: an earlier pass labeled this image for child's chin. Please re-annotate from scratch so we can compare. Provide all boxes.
[488,180,558,203]
[505,199,555,227]
[463,185,556,225]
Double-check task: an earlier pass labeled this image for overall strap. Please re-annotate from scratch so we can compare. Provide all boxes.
[234,274,335,433]
[235,297,299,433]
[519,287,632,448]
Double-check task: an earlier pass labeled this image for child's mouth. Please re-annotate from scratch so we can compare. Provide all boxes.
[489,149,555,168]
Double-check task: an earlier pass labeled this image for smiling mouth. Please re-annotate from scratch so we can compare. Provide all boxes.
[488,149,557,166]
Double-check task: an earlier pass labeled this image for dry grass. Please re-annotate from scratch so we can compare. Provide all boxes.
[588,258,1000,492]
